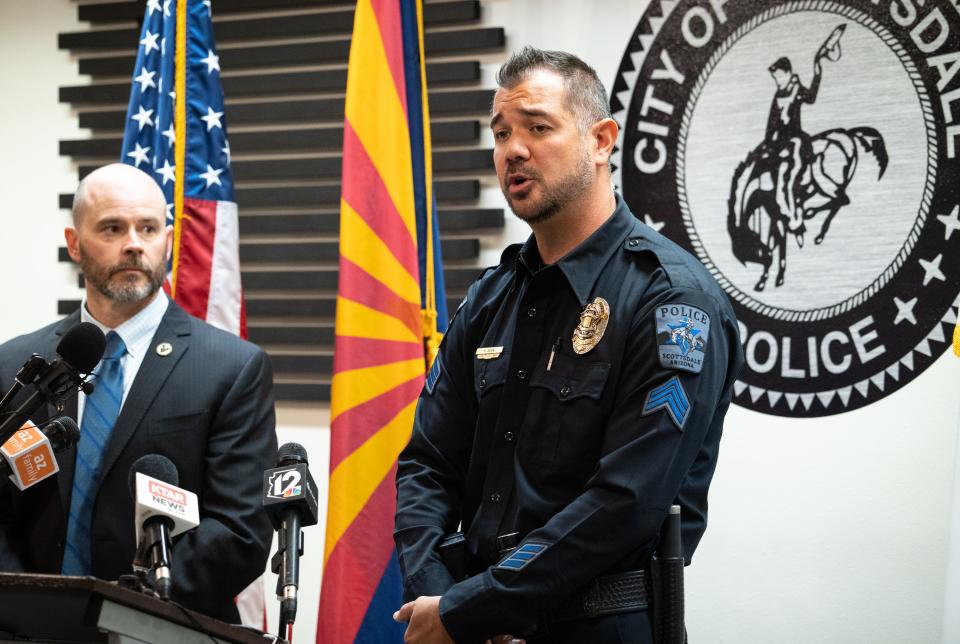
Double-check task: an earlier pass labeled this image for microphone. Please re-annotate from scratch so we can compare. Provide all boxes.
[128,454,199,600]
[0,417,80,490]
[0,323,105,443]
[0,355,47,418]
[263,442,319,633]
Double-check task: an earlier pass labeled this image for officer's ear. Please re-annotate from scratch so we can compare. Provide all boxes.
[590,117,619,168]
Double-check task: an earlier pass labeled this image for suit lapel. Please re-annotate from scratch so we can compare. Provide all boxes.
[98,303,192,482]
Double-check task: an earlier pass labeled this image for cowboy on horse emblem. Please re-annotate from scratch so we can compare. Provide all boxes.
[728,24,889,291]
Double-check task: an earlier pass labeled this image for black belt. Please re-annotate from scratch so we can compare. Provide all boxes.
[554,569,651,621]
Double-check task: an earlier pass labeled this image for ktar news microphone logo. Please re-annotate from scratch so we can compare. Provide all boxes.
[150,480,187,512]
[267,467,303,500]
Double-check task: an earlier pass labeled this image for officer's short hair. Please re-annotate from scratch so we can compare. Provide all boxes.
[769,56,792,73]
[495,46,611,131]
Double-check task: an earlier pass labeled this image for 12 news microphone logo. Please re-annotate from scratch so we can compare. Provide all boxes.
[267,467,303,499]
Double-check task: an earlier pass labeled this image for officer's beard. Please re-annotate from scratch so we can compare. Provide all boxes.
[79,245,165,304]
[503,149,594,226]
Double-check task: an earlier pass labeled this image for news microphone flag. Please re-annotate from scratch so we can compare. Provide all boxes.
[317,0,448,641]
[1,421,59,490]
[133,471,201,544]
[119,0,260,624]
[120,0,245,338]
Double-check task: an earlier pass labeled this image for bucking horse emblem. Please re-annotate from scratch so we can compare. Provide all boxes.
[727,24,889,291]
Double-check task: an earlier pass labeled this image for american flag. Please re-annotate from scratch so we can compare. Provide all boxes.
[119,0,258,624]
[121,0,245,337]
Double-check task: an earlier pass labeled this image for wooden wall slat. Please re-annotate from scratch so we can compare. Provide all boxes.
[61,120,480,157]
[78,0,478,26]
[240,266,481,291]
[77,149,492,182]
[238,208,502,235]
[59,61,480,104]
[63,2,480,49]
[59,295,467,322]
[58,238,480,264]
[59,180,480,211]
[76,90,493,130]
[76,28,504,77]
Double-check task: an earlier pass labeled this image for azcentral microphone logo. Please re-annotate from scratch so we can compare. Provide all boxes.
[150,480,187,511]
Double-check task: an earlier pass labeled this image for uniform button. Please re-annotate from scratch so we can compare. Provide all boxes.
[560,385,572,398]
[504,431,515,442]
[489,493,501,503]
[628,239,639,247]
[526,307,537,318]
[517,369,527,381]
[479,377,486,389]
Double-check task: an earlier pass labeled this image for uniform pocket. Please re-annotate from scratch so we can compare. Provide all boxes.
[473,355,510,400]
[520,352,611,471]
[528,352,610,402]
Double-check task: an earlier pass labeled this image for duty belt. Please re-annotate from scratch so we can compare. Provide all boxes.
[554,569,651,621]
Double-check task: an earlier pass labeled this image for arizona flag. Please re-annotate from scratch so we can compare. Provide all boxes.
[317,0,447,641]
[120,0,245,338]
[120,0,258,624]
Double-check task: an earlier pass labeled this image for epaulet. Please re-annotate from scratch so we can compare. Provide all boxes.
[622,217,704,291]
[471,243,522,284]
[499,243,523,266]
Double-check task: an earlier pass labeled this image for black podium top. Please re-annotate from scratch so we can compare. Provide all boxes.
[0,572,270,643]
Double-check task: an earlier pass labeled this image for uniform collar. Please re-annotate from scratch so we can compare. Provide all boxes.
[80,290,170,362]
[516,195,635,306]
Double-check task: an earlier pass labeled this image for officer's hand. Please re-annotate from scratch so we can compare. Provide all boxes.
[393,595,453,644]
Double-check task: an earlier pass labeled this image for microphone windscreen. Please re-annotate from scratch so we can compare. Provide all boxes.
[128,454,179,499]
[46,417,80,445]
[57,322,106,373]
[277,442,308,466]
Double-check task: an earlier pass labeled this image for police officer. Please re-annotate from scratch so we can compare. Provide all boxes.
[393,47,744,644]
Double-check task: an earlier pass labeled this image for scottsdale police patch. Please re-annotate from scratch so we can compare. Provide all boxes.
[656,304,710,374]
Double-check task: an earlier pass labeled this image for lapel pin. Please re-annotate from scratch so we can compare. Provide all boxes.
[156,342,173,357]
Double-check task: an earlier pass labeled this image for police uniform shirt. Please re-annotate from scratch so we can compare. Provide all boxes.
[395,196,745,642]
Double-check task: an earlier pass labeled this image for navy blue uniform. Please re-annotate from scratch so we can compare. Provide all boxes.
[395,197,743,642]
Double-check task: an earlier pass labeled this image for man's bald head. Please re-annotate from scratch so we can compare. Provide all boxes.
[72,163,167,226]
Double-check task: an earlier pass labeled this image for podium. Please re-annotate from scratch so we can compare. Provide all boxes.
[0,573,269,644]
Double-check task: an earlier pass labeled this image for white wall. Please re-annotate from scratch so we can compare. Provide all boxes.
[2,2,958,643]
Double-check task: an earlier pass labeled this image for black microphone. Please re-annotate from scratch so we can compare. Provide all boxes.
[0,417,80,490]
[263,442,319,633]
[0,323,105,443]
[128,455,199,600]
[0,355,48,418]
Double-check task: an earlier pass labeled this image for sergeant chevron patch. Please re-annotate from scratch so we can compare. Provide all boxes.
[642,376,690,430]
[496,542,547,571]
[425,353,443,395]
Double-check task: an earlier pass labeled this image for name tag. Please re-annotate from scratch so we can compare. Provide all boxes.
[475,346,503,360]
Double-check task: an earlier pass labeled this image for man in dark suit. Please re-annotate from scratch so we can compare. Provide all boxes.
[0,163,277,622]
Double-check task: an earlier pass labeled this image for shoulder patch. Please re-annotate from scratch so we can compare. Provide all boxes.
[642,376,690,430]
[425,352,443,395]
[655,303,710,373]
[496,542,548,571]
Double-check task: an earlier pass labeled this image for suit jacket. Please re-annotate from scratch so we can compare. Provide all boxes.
[0,301,278,622]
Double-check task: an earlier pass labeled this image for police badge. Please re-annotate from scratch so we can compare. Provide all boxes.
[572,297,610,354]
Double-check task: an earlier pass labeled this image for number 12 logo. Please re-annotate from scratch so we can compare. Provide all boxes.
[268,468,302,499]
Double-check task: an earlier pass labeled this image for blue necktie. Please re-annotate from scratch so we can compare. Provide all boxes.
[62,331,125,575]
